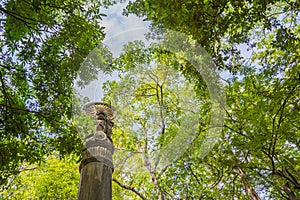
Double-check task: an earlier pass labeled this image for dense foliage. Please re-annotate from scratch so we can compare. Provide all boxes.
[125,0,300,71]
[106,0,300,199]
[1,0,299,199]
[0,0,115,189]
[1,156,79,199]
[103,34,299,199]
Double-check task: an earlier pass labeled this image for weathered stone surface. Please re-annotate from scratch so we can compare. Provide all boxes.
[78,163,113,200]
[78,102,116,200]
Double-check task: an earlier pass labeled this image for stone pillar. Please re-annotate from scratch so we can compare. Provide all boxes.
[78,102,116,200]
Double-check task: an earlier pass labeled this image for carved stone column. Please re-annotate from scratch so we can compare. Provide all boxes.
[78,102,116,200]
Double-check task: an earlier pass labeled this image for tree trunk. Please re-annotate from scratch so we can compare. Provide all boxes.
[281,182,299,200]
[236,167,261,200]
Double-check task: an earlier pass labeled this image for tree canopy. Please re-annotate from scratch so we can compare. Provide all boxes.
[108,1,300,199]
[1,0,299,199]
[125,0,300,71]
[0,0,115,188]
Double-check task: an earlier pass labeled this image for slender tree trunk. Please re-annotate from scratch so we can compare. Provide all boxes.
[236,167,261,200]
[142,124,164,200]
[144,152,164,200]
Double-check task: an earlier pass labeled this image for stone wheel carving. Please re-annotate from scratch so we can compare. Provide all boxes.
[83,102,117,120]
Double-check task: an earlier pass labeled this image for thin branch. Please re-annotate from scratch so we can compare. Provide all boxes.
[0,5,38,25]
[211,168,223,188]
[224,124,252,140]
[112,178,147,200]
[0,165,37,192]
[158,164,169,178]
[262,150,276,174]
[271,84,298,157]
[283,168,300,189]
[187,165,201,185]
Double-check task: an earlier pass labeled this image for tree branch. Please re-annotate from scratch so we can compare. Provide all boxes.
[0,5,38,25]
[236,167,261,200]
[280,182,299,200]
[0,165,37,192]
[112,178,147,200]
[271,84,298,157]
[187,165,201,185]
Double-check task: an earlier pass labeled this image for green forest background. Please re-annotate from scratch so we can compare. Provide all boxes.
[0,0,299,199]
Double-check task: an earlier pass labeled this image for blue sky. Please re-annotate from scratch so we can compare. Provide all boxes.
[101,3,150,38]
[75,2,150,101]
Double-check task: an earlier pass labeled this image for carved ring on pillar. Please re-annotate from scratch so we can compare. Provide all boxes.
[94,131,107,140]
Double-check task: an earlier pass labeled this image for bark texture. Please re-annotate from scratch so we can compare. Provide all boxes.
[78,163,113,200]
[237,167,261,200]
